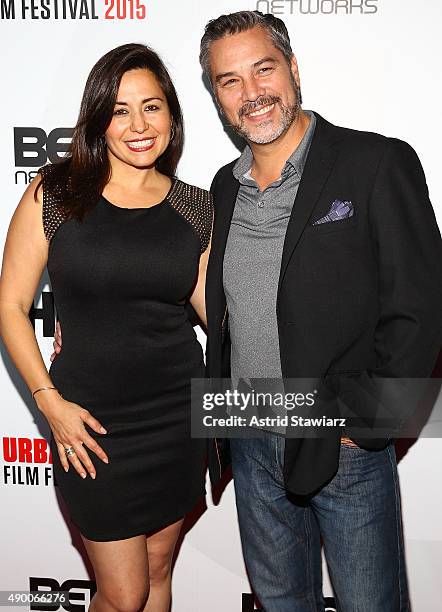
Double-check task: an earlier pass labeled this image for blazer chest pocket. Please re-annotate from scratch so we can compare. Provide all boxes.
[305,215,358,235]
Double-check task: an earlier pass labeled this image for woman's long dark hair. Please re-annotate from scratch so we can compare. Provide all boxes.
[36,43,184,220]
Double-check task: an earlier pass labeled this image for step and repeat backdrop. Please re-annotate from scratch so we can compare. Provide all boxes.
[1,0,441,610]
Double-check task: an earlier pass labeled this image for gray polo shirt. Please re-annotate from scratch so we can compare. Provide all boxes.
[223,111,316,381]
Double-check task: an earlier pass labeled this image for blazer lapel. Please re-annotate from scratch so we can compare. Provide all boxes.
[212,173,240,260]
[207,168,240,319]
[278,115,339,293]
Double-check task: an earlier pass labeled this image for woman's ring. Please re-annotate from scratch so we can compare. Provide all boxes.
[64,446,76,456]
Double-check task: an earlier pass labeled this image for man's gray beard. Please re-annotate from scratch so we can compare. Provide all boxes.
[233,99,300,145]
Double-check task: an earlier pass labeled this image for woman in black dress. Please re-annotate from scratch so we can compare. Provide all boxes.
[0,44,212,611]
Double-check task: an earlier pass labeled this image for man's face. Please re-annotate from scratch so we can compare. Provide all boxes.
[209,26,301,145]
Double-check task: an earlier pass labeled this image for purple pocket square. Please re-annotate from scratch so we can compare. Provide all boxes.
[312,199,354,225]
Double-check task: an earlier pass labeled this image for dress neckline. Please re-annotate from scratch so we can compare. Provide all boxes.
[101,177,178,211]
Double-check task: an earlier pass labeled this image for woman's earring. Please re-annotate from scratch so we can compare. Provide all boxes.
[170,124,175,141]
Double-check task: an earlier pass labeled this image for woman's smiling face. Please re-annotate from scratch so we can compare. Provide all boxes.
[105,68,172,168]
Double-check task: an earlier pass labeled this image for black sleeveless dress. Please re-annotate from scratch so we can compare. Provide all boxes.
[39,166,212,541]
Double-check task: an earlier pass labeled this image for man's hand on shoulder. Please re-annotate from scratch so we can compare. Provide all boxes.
[50,320,62,362]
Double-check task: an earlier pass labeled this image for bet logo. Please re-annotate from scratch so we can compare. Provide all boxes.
[14,127,73,167]
[29,577,96,612]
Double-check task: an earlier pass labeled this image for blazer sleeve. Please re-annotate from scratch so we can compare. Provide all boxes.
[367,139,441,377]
[340,140,441,445]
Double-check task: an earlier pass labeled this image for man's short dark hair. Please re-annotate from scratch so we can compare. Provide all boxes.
[199,10,294,82]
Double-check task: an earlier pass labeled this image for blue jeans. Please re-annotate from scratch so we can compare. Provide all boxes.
[230,433,409,612]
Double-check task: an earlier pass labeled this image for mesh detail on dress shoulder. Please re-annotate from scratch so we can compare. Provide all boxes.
[167,180,213,254]
[38,165,66,241]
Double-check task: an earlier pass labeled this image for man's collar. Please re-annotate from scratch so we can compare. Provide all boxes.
[232,146,253,181]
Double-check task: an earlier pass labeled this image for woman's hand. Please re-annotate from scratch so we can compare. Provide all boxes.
[38,392,109,479]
